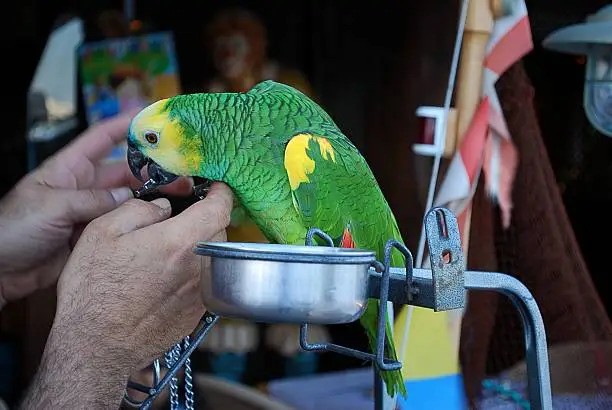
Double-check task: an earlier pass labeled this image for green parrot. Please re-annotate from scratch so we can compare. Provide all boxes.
[126,80,407,398]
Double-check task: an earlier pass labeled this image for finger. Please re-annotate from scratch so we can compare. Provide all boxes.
[94,198,172,235]
[94,162,194,196]
[92,161,134,188]
[64,187,134,224]
[161,182,234,243]
[58,110,140,164]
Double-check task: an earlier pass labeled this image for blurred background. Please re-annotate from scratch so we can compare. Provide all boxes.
[1,0,611,409]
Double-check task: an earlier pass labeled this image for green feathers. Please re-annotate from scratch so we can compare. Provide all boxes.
[129,80,408,398]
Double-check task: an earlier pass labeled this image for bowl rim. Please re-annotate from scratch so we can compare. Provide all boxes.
[194,241,377,265]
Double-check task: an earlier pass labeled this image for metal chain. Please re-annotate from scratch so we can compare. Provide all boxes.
[172,343,183,408]
[164,343,181,410]
[183,336,195,410]
[163,337,196,410]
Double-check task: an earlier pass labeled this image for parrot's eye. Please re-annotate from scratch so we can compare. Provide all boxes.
[144,131,159,145]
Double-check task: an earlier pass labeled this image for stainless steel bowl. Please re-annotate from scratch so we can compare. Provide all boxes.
[195,242,376,324]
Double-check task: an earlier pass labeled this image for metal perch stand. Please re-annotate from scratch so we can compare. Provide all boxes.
[124,207,553,410]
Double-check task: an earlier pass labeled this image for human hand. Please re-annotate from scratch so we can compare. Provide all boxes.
[21,183,233,409]
[57,182,232,363]
[0,112,193,306]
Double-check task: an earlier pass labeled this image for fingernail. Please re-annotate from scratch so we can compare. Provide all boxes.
[151,198,172,210]
[110,187,133,204]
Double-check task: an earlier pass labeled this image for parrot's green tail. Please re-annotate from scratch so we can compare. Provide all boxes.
[359,300,407,398]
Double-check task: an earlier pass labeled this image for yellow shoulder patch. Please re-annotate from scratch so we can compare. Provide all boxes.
[284,133,336,190]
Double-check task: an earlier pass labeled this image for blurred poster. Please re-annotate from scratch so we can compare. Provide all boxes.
[78,31,181,161]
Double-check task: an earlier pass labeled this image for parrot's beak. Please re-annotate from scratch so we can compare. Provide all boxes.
[127,140,179,186]
[127,140,148,182]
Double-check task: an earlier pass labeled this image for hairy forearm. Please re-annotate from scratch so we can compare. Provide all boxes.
[19,320,135,409]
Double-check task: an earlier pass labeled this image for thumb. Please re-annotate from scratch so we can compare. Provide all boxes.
[65,187,133,223]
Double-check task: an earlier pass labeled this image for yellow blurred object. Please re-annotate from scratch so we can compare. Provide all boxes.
[226,219,268,243]
[226,206,269,243]
[393,306,460,380]
[151,74,181,101]
[226,217,269,243]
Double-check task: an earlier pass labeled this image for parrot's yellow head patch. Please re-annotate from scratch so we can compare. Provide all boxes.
[128,99,204,177]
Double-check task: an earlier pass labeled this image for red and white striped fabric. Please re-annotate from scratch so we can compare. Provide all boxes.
[434,98,490,237]
[434,0,533,231]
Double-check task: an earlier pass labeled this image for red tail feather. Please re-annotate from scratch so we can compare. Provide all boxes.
[340,226,355,248]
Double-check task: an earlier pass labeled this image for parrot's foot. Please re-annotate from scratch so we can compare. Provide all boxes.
[132,178,161,198]
[193,179,213,199]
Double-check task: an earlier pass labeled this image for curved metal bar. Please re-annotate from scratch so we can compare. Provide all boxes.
[376,240,412,371]
[297,258,403,370]
[129,312,219,410]
[305,227,335,247]
[465,271,553,410]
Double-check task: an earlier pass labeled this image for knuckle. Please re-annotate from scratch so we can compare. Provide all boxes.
[148,204,170,220]
[218,187,235,209]
[213,203,232,228]
[123,199,162,219]
[82,218,105,240]
[122,198,145,210]
[201,208,228,232]
[82,189,102,204]
[135,199,169,218]
[85,216,105,232]
[207,184,234,209]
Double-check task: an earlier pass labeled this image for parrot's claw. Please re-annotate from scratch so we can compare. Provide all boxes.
[193,180,213,200]
[132,179,160,198]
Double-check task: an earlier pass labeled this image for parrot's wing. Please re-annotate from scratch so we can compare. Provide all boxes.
[282,131,394,251]
[282,131,408,398]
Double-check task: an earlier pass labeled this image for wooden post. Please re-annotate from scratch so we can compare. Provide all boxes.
[453,0,495,255]
[444,0,506,364]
